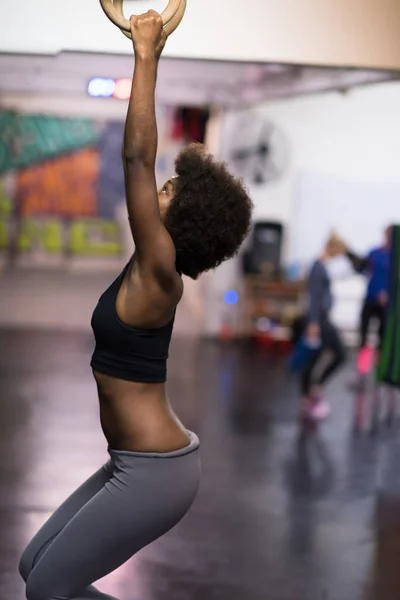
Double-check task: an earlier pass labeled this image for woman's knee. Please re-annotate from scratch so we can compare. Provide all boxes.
[26,578,45,600]
[26,574,57,600]
[19,546,33,583]
[19,535,56,584]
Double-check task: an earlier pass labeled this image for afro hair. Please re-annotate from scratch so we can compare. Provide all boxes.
[164,143,253,279]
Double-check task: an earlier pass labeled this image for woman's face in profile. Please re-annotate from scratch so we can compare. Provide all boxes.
[158,177,178,219]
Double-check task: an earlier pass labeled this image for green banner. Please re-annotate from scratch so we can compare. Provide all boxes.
[377,224,400,387]
[0,111,100,174]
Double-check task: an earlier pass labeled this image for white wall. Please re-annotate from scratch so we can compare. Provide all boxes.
[2,0,400,68]
[251,80,400,225]
[207,81,400,338]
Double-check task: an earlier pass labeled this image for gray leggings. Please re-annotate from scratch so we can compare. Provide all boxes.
[19,432,200,600]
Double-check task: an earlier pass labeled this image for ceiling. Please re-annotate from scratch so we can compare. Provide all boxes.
[0,51,397,109]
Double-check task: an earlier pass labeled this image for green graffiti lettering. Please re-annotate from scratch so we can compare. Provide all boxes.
[0,180,13,249]
[0,223,9,248]
[0,180,13,210]
[69,219,123,256]
[17,218,63,253]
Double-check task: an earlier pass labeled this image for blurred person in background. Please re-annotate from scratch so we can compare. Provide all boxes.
[344,227,391,366]
[300,235,347,420]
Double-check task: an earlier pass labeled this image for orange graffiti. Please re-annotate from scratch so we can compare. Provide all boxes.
[17,149,99,217]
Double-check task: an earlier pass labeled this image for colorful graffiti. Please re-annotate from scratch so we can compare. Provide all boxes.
[0,112,99,174]
[0,112,126,262]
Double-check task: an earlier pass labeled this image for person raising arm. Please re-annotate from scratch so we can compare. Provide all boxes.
[19,12,253,600]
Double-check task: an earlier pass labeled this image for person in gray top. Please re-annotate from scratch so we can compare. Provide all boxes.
[300,235,347,420]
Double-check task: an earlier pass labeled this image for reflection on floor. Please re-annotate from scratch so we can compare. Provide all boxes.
[1,329,400,600]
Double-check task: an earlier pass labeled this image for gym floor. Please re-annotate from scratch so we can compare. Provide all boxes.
[1,329,400,600]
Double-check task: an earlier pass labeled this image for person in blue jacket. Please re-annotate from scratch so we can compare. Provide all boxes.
[345,226,391,353]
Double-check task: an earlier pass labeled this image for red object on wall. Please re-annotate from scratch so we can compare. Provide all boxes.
[171,112,184,141]
[171,107,210,143]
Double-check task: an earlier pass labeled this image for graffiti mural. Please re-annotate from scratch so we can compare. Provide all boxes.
[0,112,100,174]
[0,112,127,264]
[0,107,207,267]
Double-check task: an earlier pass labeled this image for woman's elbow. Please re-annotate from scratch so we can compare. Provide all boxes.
[122,149,154,169]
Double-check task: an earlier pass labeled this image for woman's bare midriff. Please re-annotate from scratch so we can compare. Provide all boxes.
[93,370,191,453]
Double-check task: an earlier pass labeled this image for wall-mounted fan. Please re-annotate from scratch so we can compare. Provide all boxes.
[227,114,289,185]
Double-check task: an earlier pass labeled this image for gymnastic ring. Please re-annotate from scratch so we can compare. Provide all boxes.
[163,0,186,37]
[114,0,186,40]
[99,0,185,37]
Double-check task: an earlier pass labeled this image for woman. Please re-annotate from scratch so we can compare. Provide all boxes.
[300,235,347,420]
[19,12,252,600]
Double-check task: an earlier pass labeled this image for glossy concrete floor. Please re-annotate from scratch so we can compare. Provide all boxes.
[1,329,400,600]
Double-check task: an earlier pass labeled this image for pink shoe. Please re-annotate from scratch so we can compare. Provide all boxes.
[301,398,331,421]
[357,345,374,375]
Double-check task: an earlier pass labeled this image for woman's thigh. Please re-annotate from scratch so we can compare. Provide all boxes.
[19,461,113,582]
[26,447,200,600]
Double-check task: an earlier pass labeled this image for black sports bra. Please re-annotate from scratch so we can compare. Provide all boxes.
[90,261,175,383]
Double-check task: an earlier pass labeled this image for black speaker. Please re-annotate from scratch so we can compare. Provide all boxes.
[242,221,283,277]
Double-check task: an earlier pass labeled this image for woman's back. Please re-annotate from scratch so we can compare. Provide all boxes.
[91,256,189,452]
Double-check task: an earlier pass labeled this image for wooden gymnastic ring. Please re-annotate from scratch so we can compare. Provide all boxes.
[163,0,186,37]
[113,0,135,39]
[115,0,187,40]
[99,0,185,37]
